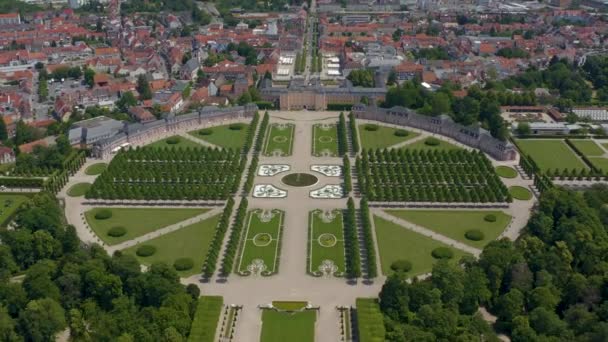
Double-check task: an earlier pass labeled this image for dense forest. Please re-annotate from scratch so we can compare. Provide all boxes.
[0,193,200,341]
[377,185,608,341]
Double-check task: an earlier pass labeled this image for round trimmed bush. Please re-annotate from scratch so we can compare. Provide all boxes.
[424,137,440,146]
[136,245,156,257]
[390,260,412,273]
[431,247,454,259]
[465,229,485,241]
[198,128,213,136]
[394,129,409,137]
[94,209,112,220]
[166,137,181,145]
[107,226,126,237]
[173,258,194,271]
[228,123,245,130]
[484,214,497,222]
[364,124,379,131]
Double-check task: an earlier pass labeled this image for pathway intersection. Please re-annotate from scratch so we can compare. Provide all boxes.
[60,110,536,342]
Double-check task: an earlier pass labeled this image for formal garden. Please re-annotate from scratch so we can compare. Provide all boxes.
[263,123,295,156]
[84,207,209,245]
[124,213,221,276]
[373,215,469,276]
[311,123,339,157]
[357,148,510,202]
[86,147,244,200]
[259,307,316,342]
[236,209,284,276]
[307,209,347,277]
[189,123,250,150]
[358,123,419,149]
[384,209,512,248]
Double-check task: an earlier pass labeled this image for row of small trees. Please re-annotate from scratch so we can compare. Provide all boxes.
[243,156,258,193]
[362,184,509,203]
[242,112,260,154]
[221,198,248,276]
[343,156,352,194]
[359,198,377,278]
[337,112,348,156]
[202,198,235,278]
[254,112,270,153]
[344,198,361,278]
[114,145,240,162]
[349,112,360,153]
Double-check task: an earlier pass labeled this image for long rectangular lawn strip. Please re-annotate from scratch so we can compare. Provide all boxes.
[264,123,295,156]
[358,124,419,149]
[373,215,469,276]
[312,124,339,156]
[309,210,346,276]
[124,214,221,276]
[516,139,587,172]
[589,157,608,173]
[385,210,511,248]
[237,209,283,275]
[356,298,385,342]
[188,296,223,342]
[570,140,605,156]
[188,123,249,150]
[260,310,316,342]
[85,208,209,245]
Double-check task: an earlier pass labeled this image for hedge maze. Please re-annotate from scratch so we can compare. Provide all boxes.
[356,148,510,202]
[87,147,245,200]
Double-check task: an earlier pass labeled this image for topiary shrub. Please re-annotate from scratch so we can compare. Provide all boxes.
[424,137,440,146]
[136,245,156,257]
[107,226,126,237]
[198,128,213,136]
[94,209,112,220]
[394,129,409,137]
[431,247,454,259]
[390,260,412,273]
[484,214,497,222]
[465,229,485,241]
[228,123,245,130]
[364,124,379,131]
[166,137,180,145]
[173,258,194,271]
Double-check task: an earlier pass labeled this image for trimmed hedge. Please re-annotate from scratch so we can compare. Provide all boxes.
[107,226,126,237]
[484,214,497,222]
[327,103,353,111]
[431,247,454,259]
[94,210,112,220]
[465,229,485,241]
[174,258,194,271]
[136,245,156,257]
[394,129,409,137]
[390,260,412,273]
[424,137,440,146]
[166,137,181,145]
[364,124,379,131]
[198,128,213,136]
[228,123,245,131]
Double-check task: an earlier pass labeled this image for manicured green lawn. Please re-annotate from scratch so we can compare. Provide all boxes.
[272,301,308,311]
[84,163,107,175]
[0,194,29,227]
[188,123,250,150]
[602,143,608,150]
[509,186,533,200]
[571,140,605,156]
[147,135,204,149]
[495,166,518,179]
[263,124,295,156]
[402,137,462,151]
[385,210,511,248]
[308,210,346,276]
[374,215,469,276]
[125,213,221,277]
[67,183,91,197]
[85,207,208,245]
[358,124,419,149]
[237,210,283,275]
[589,157,608,173]
[516,139,587,172]
[312,124,339,156]
[260,309,316,342]
[356,298,385,342]
[188,296,223,342]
